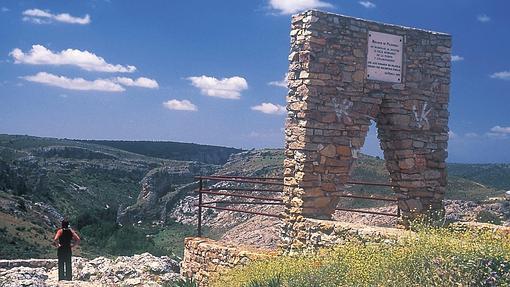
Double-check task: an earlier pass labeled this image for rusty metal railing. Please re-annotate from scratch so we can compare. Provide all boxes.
[194,175,400,236]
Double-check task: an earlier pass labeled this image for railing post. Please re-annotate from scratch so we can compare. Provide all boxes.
[197,177,203,237]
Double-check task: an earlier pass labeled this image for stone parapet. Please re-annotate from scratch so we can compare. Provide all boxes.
[0,258,57,270]
[280,218,409,254]
[181,237,276,286]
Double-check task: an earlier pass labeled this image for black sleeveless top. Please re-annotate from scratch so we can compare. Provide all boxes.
[59,228,73,249]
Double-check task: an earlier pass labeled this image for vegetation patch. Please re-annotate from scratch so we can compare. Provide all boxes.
[72,208,200,259]
[476,210,503,225]
[80,139,242,164]
[213,227,510,287]
[0,211,54,259]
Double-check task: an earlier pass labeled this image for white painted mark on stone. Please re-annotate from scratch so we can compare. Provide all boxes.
[351,148,359,159]
[333,98,353,121]
[412,102,432,129]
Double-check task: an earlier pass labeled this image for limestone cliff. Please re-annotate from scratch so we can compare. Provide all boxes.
[117,162,217,225]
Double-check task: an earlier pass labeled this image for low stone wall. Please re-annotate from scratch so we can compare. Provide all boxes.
[0,258,57,269]
[181,237,276,286]
[281,218,409,254]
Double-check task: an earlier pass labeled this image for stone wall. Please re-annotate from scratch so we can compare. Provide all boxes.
[0,258,57,269]
[279,218,408,254]
[181,238,276,286]
[283,10,451,251]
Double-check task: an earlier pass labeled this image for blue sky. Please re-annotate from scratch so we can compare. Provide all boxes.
[0,0,509,163]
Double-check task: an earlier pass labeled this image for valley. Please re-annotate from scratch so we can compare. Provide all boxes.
[0,134,509,260]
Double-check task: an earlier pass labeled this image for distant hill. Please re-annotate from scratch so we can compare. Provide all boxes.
[79,140,242,165]
[447,163,510,191]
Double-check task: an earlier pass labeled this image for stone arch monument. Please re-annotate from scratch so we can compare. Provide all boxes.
[283,10,451,232]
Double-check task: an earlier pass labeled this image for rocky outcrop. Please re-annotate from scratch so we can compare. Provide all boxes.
[0,266,50,287]
[220,216,282,249]
[117,163,216,224]
[445,199,510,225]
[0,253,181,287]
[73,253,181,285]
[170,149,285,229]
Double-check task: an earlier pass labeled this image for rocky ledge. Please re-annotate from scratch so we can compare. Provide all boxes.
[0,253,182,287]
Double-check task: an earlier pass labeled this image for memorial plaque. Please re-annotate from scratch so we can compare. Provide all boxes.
[366,31,403,83]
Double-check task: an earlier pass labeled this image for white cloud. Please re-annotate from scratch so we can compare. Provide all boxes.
[268,74,288,88]
[268,80,287,88]
[451,55,464,62]
[359,1,376,8]
[477,14,491,23]
[251,102,286,115]
[22,8,90,25]
[115,77,159,89]
[269,0,333,15]
[10,45,136,73]
[464,132,479,138]
[448,131,457,140]
[1,7,9,12]
[22,17,51,24]
[187,75,248,100]
[487,126,510,139]
[22,72,124,92]
[163,99,197,111]
[490,126,510,134]
[490,71,510,80]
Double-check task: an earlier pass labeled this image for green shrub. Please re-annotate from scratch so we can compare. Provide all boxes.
[213,227,510,287]
[163,277,197,287]
[476,210,502,225]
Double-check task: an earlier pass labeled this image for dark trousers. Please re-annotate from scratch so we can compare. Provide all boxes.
[57,247,72,281]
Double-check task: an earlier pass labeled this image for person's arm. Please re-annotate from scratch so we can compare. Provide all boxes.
[53,229,62,247]
[70,229,81,247]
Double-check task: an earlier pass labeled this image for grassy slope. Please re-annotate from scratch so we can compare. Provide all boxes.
[0,208,54,259]
[215,149,285,177]
[448,163,510,191]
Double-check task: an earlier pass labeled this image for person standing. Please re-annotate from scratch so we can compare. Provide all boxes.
[53,219,80,281]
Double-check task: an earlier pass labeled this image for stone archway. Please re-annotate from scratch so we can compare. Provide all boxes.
[283,10,451,234]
